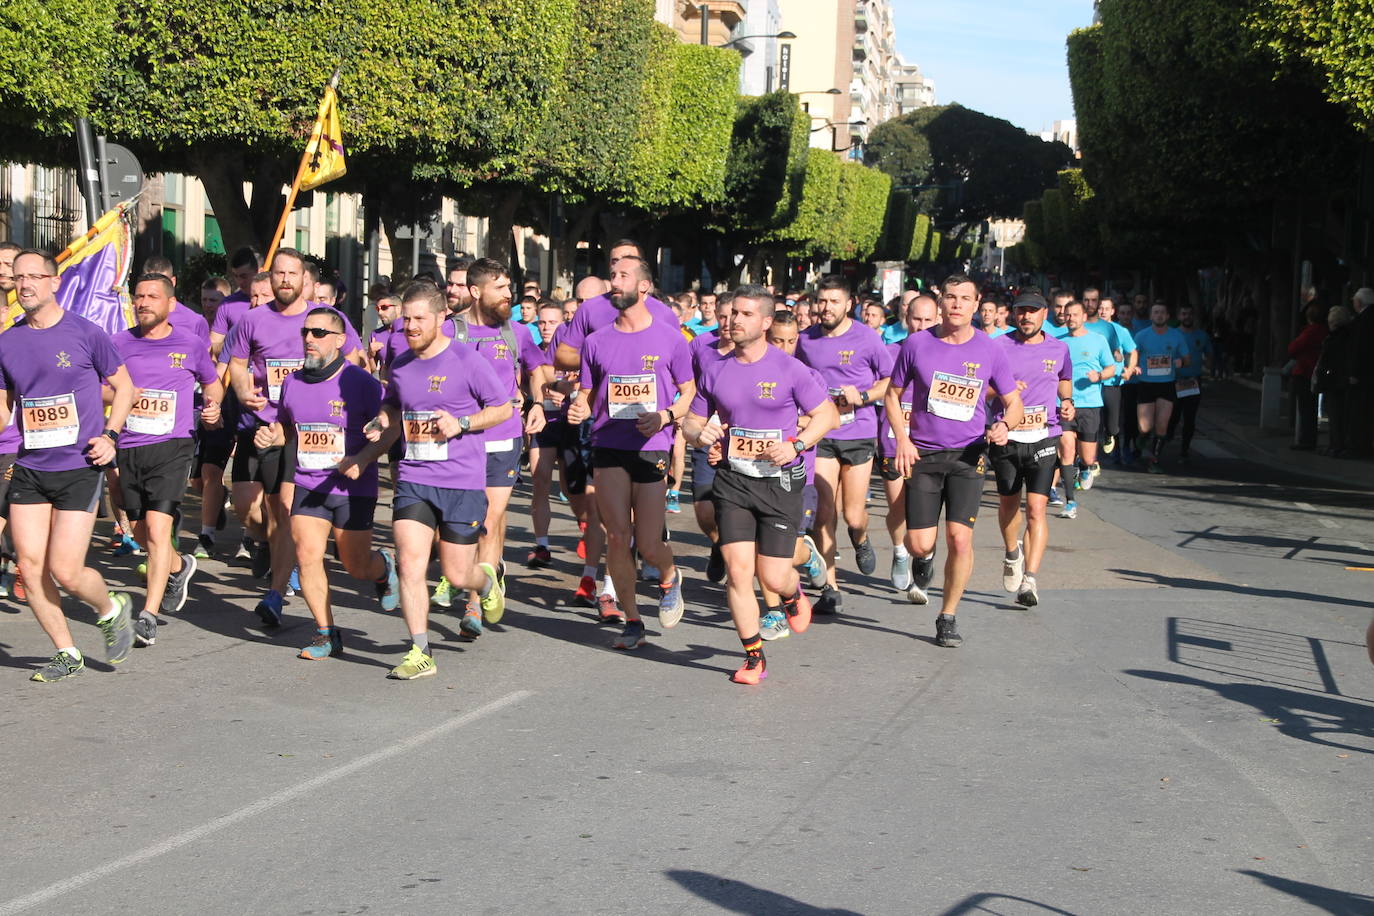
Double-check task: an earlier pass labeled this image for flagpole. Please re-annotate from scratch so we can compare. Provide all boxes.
[263,69,341,268]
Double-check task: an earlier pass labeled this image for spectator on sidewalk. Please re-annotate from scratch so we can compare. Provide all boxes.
[1314,305,1355,457]
[1287,301,1328,450]
[1348,288,1374,458]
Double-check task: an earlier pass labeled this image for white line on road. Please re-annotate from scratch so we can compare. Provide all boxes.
[0,690,533,916]
[1294,501,1317,511]
[1293,501,1340,529]
[1319,517,1339,529]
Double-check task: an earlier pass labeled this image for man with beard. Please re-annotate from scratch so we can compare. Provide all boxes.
[228,249,362,627]
[2,249,136,681]
[795,275,893,615]
[567,255,693,650]
[552,240,678,372]
[275,307,399,661]
[113,274,224,646]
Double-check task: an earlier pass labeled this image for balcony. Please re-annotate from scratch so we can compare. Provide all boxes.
[852,35,867,61]
[855,8,867,32]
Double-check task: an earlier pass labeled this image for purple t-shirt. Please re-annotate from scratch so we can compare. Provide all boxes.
[541,324,578,423]
[560,294,678,353]
[383,340,508,491]
[228,304,361,424]
[279,362,383,498]
[796,320,894,442]
[878,342,914,458]
[452,320,546,443]
[993,332,1072,443]
[210,293,251,338]
[579,318,692,452]
[689,345,826,478]
[689,329,721,360]
[0,311,123,471]
[114,323,220,448]
[172,302,212,345]
[890,328,1016,451]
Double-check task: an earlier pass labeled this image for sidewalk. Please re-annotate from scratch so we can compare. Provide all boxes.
[1198,378,1374,492]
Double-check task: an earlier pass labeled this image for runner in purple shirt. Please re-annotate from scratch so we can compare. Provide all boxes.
[552,240,679,371]
[886,273,1023,647]
[371,284,512,680]
[686,296,736,590]
[685,286,837,685]
[228,248,364,627]
[114,274,225,641]
[987,291,1074,610]
[274,307,399,661]
[527,303,586,579]
[567,255,693,649]
[794,275,893,615]
[1,249,137,682]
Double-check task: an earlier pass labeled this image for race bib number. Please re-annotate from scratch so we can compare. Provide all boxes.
[403,410,447,461]
[829,388,855,426]
[127,388,177,437]
[296,422,345,470]
[265,358,305,401]
[727,427,783,478]
[927,372,983,423]
[608,373,657,420]
[1007,404,1049,444]
[1146,354,1172,377]
[886,400,913,439]
[21,393,79,450]
[1175,377,1200,398]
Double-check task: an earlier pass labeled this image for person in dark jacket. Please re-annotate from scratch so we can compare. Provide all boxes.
[1347,288,1374,457]
[1288,302,1328,449]
[1315,305,1355,456]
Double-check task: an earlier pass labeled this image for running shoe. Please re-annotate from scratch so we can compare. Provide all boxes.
[935,613,962,648]
[460,607,483,639]
[286,566,300,597]
[576,537,587,561]
[1103,435,1116,455]
[890,549,912,591]
[573,576,597,607]
[0,570,10,599]
[814,584,843,616]
[1016,574,1039,609]
[1048,487,1064,508]
[234,536,253,560]
[665,490,682,514]
[98,592,135,663]
[907,553,935,605]
[1146,458,1163,475]
[137,562,148,580]
[113,535,143,557]
[387,645,436,680]
[477,561,505,624]
[759,610,790,641]
[781,588,811,635]
[254,590,284,628]
[431,577,453,609]
[597,593,624,624]
[1002,544,1024,593]
[161,553,198,613]
[1081,466,1097,491]
[800,535,827,588]
[1060,501,1078,519]
[612,619,646,650]
[376,548,400,612]
[706,543,726,584]
[658,568,685,628]
[133,615,157,647]
[854,537,877,576]
[194,533,214,560]
[29,650,84,683]
[730,654,767,685]
[640,563,660,582]
[11,568,26,603]
[527,545,553,569]
[299,628,344,660]
[251,540,272,579]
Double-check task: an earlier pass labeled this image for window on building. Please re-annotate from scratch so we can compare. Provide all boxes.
[203,213,225,255]
[32,167,80,251]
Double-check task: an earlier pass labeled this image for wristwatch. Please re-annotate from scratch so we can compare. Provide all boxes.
[103,428,120,443]
[791,437,807,454]
[458,415,471,435]
[859,390,870,405]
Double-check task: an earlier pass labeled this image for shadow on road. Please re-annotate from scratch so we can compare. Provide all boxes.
[1108,568,1372,611]
[1125,668,1374,755]
[664,869,864,915]
[1237,869,1374,916]
[936,892,1080,915]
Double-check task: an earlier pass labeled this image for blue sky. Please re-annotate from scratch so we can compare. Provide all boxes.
[889,0,1095,132]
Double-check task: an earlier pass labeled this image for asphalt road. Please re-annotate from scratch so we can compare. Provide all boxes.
[0,429,1370,915]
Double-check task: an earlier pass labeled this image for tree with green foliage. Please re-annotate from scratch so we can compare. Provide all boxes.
[0,0,113,145]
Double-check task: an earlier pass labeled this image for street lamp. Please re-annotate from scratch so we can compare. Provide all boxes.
[794,88,842,96]
[717,30,796,49]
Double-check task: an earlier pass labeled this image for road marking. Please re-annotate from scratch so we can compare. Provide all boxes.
[1319,517,1339,529]
[1293,501,1316,511]
[0,690,532,916]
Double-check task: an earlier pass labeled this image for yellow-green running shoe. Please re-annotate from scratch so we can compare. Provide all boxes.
[387,645,436,680]
[430,577,453,609]
[477,562,505,624]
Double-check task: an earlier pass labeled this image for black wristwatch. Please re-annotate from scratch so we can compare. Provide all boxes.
[859,390,870,405]
[457,415,471,435]
[103,428,120,443]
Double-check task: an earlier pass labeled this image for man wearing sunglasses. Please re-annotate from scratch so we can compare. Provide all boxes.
[227,248,363,629]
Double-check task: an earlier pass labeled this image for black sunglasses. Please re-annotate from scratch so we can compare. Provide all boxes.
[300,327,341,339]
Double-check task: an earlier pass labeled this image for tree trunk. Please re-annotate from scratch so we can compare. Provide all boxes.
[191,148,260,254]
[484,189,523,267]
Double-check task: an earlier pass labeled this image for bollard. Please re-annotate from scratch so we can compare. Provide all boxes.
[1260,366,1284,430]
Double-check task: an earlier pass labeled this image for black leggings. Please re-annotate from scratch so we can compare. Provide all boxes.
[1167,392,1202,454]
[1102,387,1122,443]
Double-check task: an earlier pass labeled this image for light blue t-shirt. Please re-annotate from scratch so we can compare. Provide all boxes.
[1177,326,1211,379]
[1086,319,1135,387]
[1133,325,1190,384]
[1047,321,1071,340]
[1064,330,1115,408]
[989,326,1014,339]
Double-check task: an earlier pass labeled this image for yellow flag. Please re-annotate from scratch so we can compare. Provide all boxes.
[300,86,346,191]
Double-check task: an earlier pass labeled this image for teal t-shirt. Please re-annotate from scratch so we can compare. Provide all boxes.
[1087,319,1135,387]
[1133,325,1190,384]
[1177,326,1211,379]
[1065,330,1115,408]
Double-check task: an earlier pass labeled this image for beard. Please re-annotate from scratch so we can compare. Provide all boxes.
[610,290,637,312]
[304,353,329,370]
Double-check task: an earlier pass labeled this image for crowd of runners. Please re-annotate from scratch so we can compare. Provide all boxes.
[0,238,1221,685]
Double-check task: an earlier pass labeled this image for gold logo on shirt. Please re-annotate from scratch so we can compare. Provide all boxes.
[1042,359,1057,373]
[493,342,511,361]
[427,375,446,392]
[329,399,344,417]
[839,350,855,366]
[56,351,72,369]
[169,352,187,370]
[640,354,660,372]
[757,381,777,400]
[962,361,981,377]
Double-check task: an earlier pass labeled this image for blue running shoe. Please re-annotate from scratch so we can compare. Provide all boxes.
[299,628,343,660]
[287,566,300,597]
[255,590,284,628]
[460,607,483,639]
[800,534,827,588]
[376,548,400,612]
[113,536,143,557]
